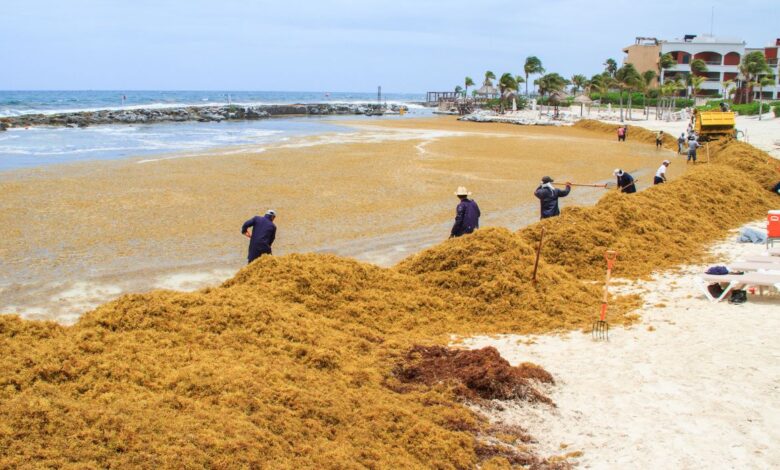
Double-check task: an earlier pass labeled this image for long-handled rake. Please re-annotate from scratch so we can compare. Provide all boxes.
[592,250,618,341]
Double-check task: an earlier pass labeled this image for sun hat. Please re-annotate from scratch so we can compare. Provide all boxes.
[662,160,670,165]
[454,186,472,196]
[613,169,623,176]
[541,176,554,184]
[265,209,277,216]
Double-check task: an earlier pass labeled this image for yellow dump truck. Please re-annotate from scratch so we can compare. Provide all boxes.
[693,109,736,141]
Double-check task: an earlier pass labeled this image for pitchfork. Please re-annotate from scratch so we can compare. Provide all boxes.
[592,250,618,341]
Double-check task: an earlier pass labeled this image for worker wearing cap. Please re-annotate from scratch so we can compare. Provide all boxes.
[613,169,636,194]
[534,176,571,219]
[654,160,671,185]
[241,209,277,264]
[450,186,481,238]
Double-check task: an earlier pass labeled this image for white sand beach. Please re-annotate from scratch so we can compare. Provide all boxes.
[464,229,780,468]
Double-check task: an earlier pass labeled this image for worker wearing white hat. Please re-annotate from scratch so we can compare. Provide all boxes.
[450,186,481,238]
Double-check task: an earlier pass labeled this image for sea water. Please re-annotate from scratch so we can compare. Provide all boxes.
[0,90,429,171]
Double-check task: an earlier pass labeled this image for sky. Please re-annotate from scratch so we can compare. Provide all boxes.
[1,0,777,93]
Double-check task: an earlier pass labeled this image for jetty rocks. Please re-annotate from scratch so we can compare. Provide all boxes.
[0,103,409,129]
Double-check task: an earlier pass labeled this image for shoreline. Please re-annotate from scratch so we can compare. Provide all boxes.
[0,102,411,129]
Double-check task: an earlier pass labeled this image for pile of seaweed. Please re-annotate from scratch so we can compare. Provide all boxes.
[393,345,554,404]
[525,121,779,279]
[1,123,777,468]
[0,236,625,468]
[573,119,678,148]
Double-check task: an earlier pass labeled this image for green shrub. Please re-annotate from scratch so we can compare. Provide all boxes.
[696,101,771,115]
[589,92,694,109]
[774,104,780,118]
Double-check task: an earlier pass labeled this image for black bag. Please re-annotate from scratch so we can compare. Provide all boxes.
[707,283,725,298]
[729,289,747,304]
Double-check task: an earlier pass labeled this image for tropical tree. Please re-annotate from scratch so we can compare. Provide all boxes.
[615,63,641,120]
[483,70,496,87]
[464,76,475,97]
[739,51,770,103]
[536,73,567,98]
[640,70,657,118]
[514,74,525,91]
[571,74,587,95]
[721,79,736,102]
[590,72,612,111]
[454,85,464,96]
[689,75,706,98]
[498,73,518,112]
[604,58,618,77]
[523,56,545,96]
[758,74,776,120]
[658,53,675,89]
[690,59,708,75]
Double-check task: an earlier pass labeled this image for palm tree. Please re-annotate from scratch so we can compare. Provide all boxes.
[498,73,518,112]
[483,71,496,87]
[571,74,587,95]
[689,75,706,98]
[604,58,618,78]
[758,74,776,120]
[640,70,656,118]
[721,79,735,103]
[590,73,612,112]
[615,63,641,121]
[523,56,545,96]
[689,59,708,98]
[464,77,475,98]
[658,53,675,87]
[454,85,463,97]
[740,51,770,103]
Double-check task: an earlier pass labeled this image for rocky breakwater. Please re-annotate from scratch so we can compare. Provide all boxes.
[0,103,409,130]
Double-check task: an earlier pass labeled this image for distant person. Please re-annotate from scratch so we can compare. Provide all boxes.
[534,176,571,219]
[654,160,671,185]
[241,209,277,264]
[719,101,730,112]
[614,169,636,193]
[655,130,664,149]
[617,126,626,142]
[450,186,481,238]
[677,133,686,154]
[687,138,701,164]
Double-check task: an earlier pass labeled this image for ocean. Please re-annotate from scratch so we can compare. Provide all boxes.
[0,90,429,171]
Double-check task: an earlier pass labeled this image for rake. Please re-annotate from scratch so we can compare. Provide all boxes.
[592,250,618,341]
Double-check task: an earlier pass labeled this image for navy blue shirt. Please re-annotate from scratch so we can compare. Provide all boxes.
[451,199,481,237]
[616,172,636,194]
[242,215,276,259]
[534,185,570,219]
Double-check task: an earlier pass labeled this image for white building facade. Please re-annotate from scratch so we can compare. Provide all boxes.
[659,35,745,97]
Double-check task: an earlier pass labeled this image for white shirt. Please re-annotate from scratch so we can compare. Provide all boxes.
[656,164,667,179]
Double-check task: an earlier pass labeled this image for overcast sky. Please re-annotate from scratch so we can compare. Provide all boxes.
[1,0,777,92]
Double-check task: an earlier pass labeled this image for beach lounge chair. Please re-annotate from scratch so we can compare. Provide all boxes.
[696,272,780,302]
[727,261,780,273]
[743,254,780,263]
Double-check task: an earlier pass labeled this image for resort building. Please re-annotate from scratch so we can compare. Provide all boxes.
[624,34,780,100]
[622,37,661,87]
[659,34,745,97]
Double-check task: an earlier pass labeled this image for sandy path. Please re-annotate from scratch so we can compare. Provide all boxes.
[0,116,675,323]
[463,231,780,468]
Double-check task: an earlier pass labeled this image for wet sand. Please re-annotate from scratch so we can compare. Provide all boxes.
[0,116,678,322]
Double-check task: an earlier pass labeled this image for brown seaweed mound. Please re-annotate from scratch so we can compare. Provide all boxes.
[395,345,554,404]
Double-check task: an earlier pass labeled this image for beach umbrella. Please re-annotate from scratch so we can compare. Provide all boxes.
[573,94,593,116]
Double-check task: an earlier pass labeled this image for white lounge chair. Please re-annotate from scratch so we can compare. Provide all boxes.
[727,261,780,273]
[696,272,780,302]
